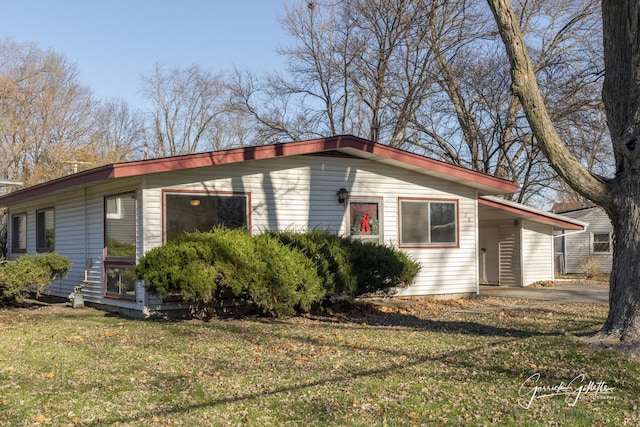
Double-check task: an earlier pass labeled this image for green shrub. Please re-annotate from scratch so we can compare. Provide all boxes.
[268,230,421,298]
[136,229,324,318]
[137,228,420,318]
[266,229,357,296]
[345,239,421,295]
[32,252,72,281]
[0,255,62,303]
[251,233,324,317]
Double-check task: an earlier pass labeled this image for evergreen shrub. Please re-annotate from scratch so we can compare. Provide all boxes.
[0,253,72,303]
[269,230,421,298]
[135,229,324,318]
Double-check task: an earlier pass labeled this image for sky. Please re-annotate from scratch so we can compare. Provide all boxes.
[0,0,293,109]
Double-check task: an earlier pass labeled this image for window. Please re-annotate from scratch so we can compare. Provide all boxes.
[104,193,136,299]
[36,209,55,252]
[399,199,458,247]
[348,199,382,243]
[106,197,122,219]
[11,213,26,252]
[592,232,611,253]
[164,192,249,242]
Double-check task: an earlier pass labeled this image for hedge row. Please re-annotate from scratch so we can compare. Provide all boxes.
[135,228,421,318]
[0,253,72,303]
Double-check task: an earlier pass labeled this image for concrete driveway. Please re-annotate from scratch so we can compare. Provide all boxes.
[479,283,609,304]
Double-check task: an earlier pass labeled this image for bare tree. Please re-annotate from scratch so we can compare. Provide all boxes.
[488,0,640,344]
[411,0,608,203]
[235,0,608,203]
[0,38,96,187]
[141,63,234,157]
[89,98,146,163]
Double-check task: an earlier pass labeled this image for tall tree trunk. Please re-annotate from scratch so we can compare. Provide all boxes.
[488,0,640,344]
[605,177,640,341]
[599,0,640,342]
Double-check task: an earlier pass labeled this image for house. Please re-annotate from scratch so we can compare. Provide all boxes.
[0,135,586,316]
[553,205,612,274]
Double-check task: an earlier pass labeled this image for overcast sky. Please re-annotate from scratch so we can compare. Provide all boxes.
[0,0,292,108]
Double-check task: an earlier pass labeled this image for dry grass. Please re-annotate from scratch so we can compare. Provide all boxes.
[0,293,638,426]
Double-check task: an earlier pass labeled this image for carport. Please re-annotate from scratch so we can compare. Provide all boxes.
[477,196,587,287]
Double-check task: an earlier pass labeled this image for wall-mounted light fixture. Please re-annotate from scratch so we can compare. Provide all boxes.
[337,188,349,204]
[190,198,201,207]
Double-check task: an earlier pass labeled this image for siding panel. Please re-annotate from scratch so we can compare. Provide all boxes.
[521,221,553,285]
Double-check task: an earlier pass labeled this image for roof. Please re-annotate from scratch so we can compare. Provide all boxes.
[0,135,518,205]
[479,196,587,231]
[551,201,597,214]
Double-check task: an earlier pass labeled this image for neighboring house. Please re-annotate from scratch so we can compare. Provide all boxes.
[0,135,586,316]
[553,205,613,274]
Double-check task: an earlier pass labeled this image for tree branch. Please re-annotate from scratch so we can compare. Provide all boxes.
[487,0,610,206]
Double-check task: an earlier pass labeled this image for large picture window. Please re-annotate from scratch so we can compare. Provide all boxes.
[36,208,55,252]
[348,199,382,243]
[11,213,26,253]
[399,199,458,247]
[164,192,249,242]
[104,193,136,299]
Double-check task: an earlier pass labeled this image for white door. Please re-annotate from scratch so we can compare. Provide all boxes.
[479,227,500,284]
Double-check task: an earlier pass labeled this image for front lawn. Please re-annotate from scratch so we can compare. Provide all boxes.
[0,295,637,426]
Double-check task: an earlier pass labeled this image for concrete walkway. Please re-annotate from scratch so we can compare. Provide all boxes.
[479,283,609,304]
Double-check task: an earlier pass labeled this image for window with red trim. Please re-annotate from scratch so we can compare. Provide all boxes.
[104,193,136,299]
[399,199,458,247]
[164,193,248,242]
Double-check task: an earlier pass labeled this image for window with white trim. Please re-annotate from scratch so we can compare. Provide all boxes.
[348,199,382,243]
[592,232,611,253]
[399,199,458,247]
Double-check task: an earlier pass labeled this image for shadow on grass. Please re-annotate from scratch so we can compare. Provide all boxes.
[69,304,635,427]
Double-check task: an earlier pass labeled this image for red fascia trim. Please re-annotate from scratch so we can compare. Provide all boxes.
[478,198,585,230]
[0,167,116,205]
[332,139,519,194]
[0,135,517,205]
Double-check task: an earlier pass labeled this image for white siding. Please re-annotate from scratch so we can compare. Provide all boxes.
[142,155,480,296]
[521,221,554,285]
[561,208,612,274]
[498,223,521,286]
[5,178,144,310]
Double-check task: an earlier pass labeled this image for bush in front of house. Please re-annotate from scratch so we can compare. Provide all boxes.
[32,252,72,281]
[0,253,72,303]
[268,229,421,299]
[266,229,358,297]
[135,229,325,318]
[346,238,421,295]
[579,255,602,279]
[251,233,325,317]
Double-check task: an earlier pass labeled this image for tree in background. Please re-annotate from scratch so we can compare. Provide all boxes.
[0,38,145,186]
[234,0,610,204]
[488,0,640,344]
[141,63,238,157]
[0,38,95,186]
[89,98,147,163]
